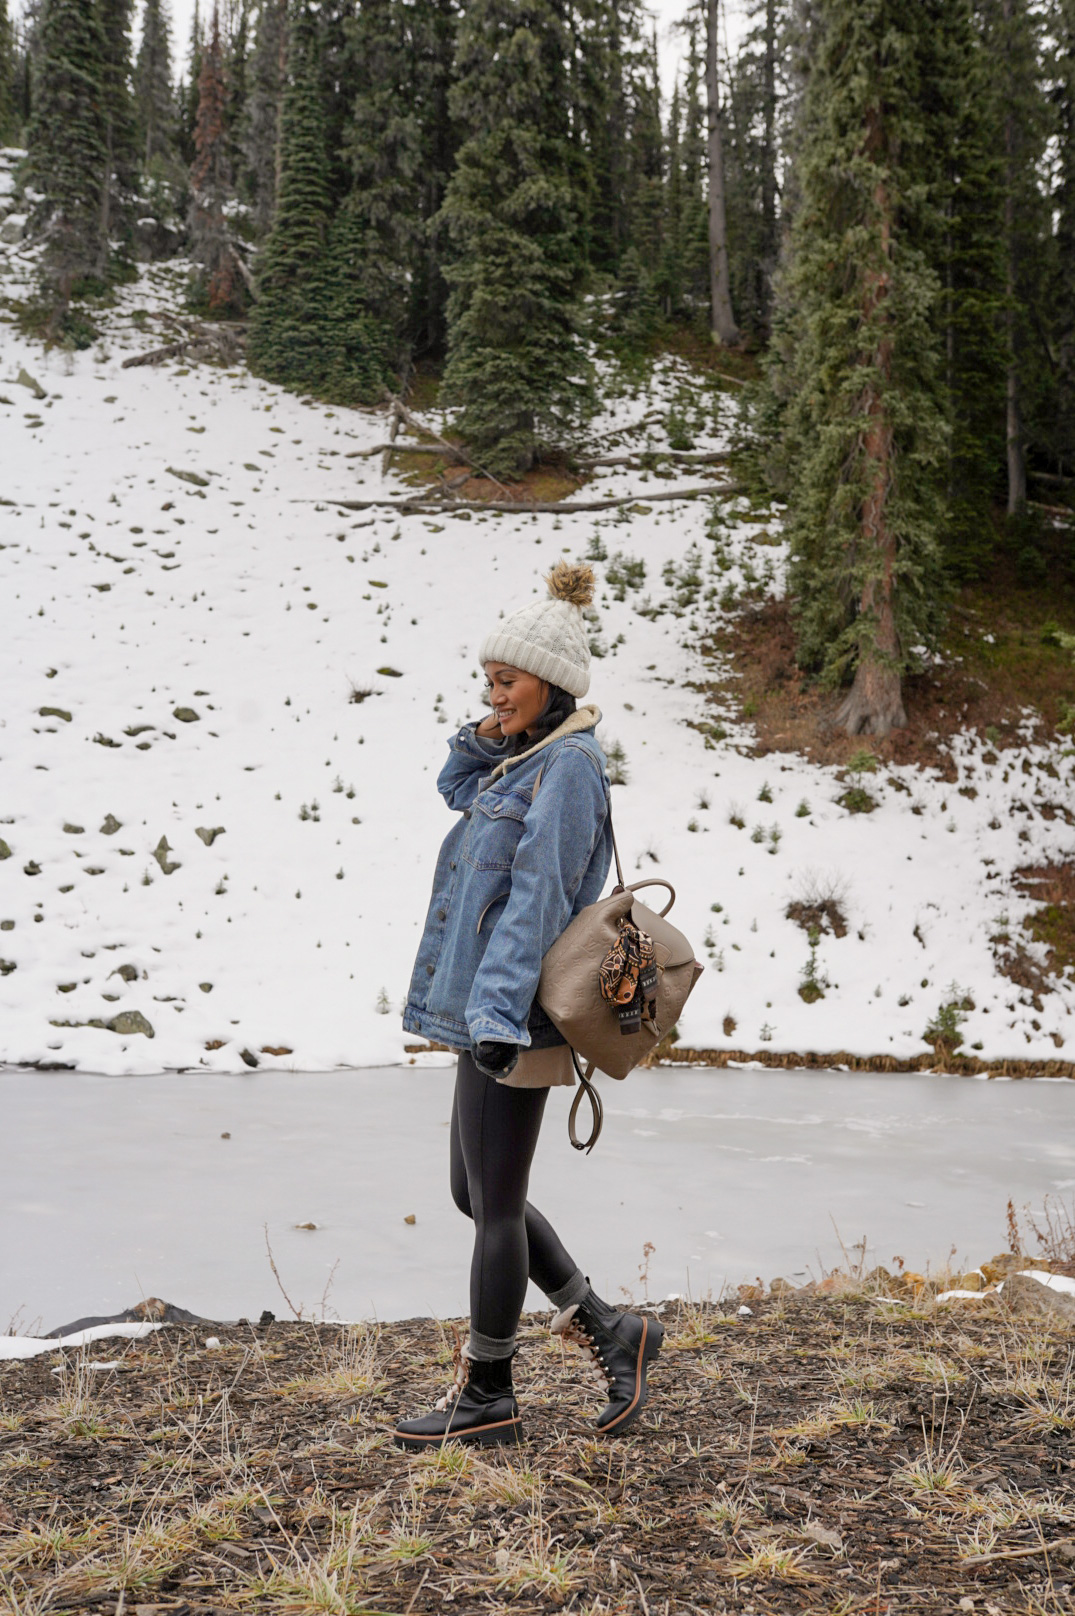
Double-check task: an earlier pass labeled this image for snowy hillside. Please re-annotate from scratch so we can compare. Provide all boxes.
[2,252,1074,1075]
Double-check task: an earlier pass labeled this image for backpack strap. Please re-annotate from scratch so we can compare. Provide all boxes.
[567,1050,603,1152]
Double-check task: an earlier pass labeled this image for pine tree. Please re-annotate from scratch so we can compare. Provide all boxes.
[439,0,592,476]
[1053,0,1075,479]
[341,0,427,355]
[240,0,286,234]
[135,0,176,167]
[706,0,739,343]
[935,0,1007,576]
[246,2,331,385]
[569,0,629,275]
[97,0,138,266]
[177,0,204,165]
[319,200,396,402]
[767,0,952,736]
[0,0,16,142]
[189,2,241,311]
[22,0,108,316]
[248,3,394,400]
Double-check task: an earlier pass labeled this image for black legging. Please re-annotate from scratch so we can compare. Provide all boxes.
[450,1050,580,1341]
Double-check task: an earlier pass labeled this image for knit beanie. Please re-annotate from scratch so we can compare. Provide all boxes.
[478,561,595,699]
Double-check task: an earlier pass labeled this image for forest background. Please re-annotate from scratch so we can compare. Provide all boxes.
[0,0,1073,738]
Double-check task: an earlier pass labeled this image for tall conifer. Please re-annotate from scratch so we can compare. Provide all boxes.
[23,0,107,316]
[240,0,286,233]
[1054,0,1075,477]
[0,0,16,142]
[189,3,241,310]
[767,0,951,735]
[246,2,331,387]
[439,0,591,475]
[135,0,176,167]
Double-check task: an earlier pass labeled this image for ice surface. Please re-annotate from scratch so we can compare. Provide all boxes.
[3,1065,1074,1328]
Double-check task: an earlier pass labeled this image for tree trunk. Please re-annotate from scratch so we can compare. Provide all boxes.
[1003,0,1027,514]
[836,166,907,738]
[705,0,739,346]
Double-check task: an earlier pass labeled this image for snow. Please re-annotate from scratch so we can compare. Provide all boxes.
[1,251,1074,1075]
[0,1321,162,1360]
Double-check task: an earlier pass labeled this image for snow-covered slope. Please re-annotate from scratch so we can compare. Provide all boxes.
[2,255,1073,1074]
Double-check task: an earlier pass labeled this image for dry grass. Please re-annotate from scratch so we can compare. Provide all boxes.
[1,1296,1074,1614]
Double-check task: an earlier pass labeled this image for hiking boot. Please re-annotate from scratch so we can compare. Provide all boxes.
[551,1289,664,1434]
[393,1347,523,1451]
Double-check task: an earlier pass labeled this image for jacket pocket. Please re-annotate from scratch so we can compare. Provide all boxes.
[463,791,529,872]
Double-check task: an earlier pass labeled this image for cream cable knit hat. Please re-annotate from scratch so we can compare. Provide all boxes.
[479,561,594,699]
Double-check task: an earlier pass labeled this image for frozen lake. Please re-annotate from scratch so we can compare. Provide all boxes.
[3,1064,1074,1334]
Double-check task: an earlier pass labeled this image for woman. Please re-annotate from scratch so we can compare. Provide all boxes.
[397,560,664,1449]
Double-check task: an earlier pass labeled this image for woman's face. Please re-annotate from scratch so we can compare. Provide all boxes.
[484,663,550,736]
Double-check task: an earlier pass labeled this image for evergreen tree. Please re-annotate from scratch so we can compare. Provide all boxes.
[340,0,458,364]
[97,0,138,265]
[135,0,176,167]
[246,2,331,386]
[706,0,739,343]
[724,0,785,338]
[189,2,241,310]
[569,0,629,275]
[22,0,108,317]
[248,2,393,399]
[240,0,286,233]
[766,0,952,735]
[176,0,204,165]
[935,0,1007,576]
[1053,0,1075,479]
[439,0,592,475]
[341,0,428,357]
[222,0,250,152]
[0,0,16,142]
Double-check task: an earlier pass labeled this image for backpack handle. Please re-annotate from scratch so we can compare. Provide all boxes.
[626,878,675,918]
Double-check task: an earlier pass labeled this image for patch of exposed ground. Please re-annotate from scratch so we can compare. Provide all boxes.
[704,579,1075,782]
[2,1282,1074,1615]
[991,864,1075,1015]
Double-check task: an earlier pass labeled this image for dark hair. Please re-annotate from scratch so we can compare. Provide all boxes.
[509,682,577,753]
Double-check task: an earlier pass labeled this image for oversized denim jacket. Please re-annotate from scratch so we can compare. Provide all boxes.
[402,706,613,1052]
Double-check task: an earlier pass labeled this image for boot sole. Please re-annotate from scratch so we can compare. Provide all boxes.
[596,1315,665,1436]
[393,1415,524,1452]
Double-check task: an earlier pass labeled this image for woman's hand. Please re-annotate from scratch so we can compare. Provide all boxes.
[474,1041,519,1080]
[476,714,505,738]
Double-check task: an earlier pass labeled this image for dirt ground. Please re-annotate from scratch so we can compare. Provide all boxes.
[3,1280,1074,1616]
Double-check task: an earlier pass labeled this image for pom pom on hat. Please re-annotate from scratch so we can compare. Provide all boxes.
[545,559,594,608]
[478,558,595,698]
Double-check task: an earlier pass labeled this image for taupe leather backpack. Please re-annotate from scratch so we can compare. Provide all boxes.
[538,807,703,1151]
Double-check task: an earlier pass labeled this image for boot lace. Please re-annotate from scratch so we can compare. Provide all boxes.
[550,1303,615,1389]
[433,1330,471,1412]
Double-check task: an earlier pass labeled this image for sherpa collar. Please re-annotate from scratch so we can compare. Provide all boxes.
[486,704,602,783]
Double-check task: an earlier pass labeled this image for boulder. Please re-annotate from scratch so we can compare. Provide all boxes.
[195,825,225,845]
[152,835,180,874]
[106,1010,155,1038]
[1001,1272,1075,1323]
[100,814,122,835]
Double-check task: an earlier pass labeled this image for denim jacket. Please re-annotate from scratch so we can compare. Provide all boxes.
[402,706,613,1052]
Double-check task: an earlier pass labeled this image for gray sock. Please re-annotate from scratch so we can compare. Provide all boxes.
[466,1326,516,1362]
[547,1267,589,1312]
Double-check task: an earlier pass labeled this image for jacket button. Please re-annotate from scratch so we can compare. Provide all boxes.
[437,909,447,922]
[463,808,472,820]
[449,860,456,871]
[426,964,435,976]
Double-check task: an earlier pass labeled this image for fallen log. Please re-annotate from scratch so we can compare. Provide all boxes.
[306,482,743,516]
[577,449,731,469]
[121,341,189,368]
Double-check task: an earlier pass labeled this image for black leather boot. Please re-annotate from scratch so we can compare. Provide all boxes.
[393,1349,523,1451]
[551,1287,664,1435]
